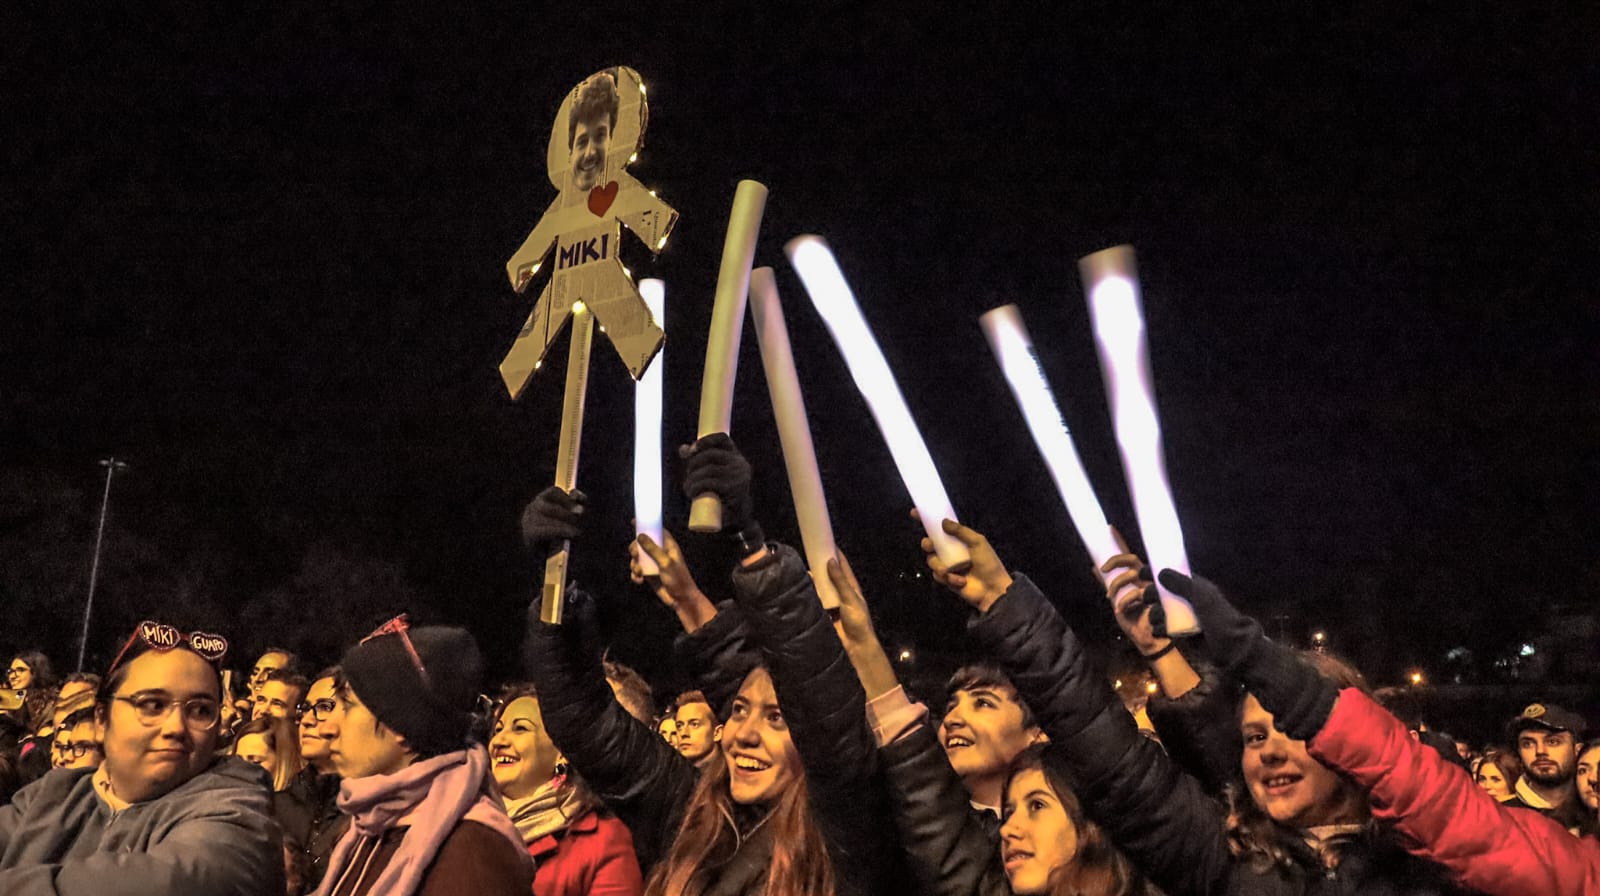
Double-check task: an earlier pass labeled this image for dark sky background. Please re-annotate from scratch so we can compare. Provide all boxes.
[5,5,1596,693]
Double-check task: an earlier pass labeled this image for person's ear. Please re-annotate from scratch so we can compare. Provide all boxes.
[713,724,725,743]
[1029,728,1048,746]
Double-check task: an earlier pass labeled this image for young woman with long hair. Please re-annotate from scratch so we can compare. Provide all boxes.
[917,519,1476,895]
[826,549,1152,896]
[520,435,895,896]
[229,715,303,792]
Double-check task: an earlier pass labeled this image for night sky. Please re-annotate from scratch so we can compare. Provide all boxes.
[6,5,1596,692]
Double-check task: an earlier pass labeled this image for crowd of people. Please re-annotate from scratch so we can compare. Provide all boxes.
[0,435,1595,894]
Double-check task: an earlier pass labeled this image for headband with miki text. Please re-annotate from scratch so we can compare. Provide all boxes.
[107,620,230,675]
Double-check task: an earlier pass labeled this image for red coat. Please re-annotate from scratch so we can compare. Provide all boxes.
[1310,687,1600,895]
[527,809,642,896]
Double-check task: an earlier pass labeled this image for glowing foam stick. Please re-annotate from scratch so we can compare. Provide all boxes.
[980,305,1121,567]
[689,180,768,532]
[786,236,970,571]
[749,267,839,609]
[633,279,666,576]
[1080,246,1198,634]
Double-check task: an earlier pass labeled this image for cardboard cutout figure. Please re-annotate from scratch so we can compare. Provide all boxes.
[501,66,678,396]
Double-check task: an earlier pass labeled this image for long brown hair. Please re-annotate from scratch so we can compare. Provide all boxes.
[1227,649,1372,873]
[643,668,835,896]
[1007,744,1155,896]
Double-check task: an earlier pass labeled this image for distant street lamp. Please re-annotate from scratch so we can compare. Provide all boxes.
[1409,670,1425,687]
[76,457,128,672]
[1311,630,1327,653]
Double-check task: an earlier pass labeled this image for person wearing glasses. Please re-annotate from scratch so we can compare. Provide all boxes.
[0,620,284,894]
[50,708,102,772]
[284,668,348,895]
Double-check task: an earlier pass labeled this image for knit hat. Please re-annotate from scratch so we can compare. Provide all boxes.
[1506,703,1588,740]
[341,617,484,757]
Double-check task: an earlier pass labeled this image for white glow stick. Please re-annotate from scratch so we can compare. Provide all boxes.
[786,235,970,571]
[979,305,1121,567]
[749,267,840,609]
[633,279,665,576]
[689,180,768,532]
[1080,246,1198,634]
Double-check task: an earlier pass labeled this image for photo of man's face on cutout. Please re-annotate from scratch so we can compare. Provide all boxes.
[568,73,617,192]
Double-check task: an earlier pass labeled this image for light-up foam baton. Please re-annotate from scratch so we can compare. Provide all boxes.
[786,235,970,571]
[633,278,665,576]
[748,267,839,609]
[1079,245,1198,634]
[689,180,768,532]
[980,304,1122,567]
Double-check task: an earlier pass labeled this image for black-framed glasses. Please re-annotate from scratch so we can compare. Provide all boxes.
[59,741,102,759]
[112,693,223,731]
[297,698,337,722]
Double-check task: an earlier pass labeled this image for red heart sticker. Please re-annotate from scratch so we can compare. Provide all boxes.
[587,181,619,216]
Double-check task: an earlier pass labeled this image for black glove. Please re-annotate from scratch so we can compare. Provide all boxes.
[1157,569,1337,742]
[1120,581,1170,643]
[680,433,764,552]
[521,486,586,555]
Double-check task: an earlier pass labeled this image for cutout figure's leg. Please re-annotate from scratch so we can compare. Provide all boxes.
[587,261,664,380]
[500,281,576,399]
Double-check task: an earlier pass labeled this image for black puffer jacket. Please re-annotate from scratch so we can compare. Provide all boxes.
[879,721,1009,896]
[969,574,1469,896]
[525,544,896,896]
[1145,656,1244,800]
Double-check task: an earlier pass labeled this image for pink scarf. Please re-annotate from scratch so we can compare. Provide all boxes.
[315,746,528,896]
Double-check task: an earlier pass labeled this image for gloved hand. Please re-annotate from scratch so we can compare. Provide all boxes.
[1118,581,1169,641]
[1157,569,1336,742]
[680,433,764,552]
[521,486,586,555]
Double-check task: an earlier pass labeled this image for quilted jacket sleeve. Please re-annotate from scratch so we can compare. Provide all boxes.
[968,574,1234,896]
[729,543,898,896]
[879,722,1009,896]
[1310,688,1600,896]
[523,614,695,869]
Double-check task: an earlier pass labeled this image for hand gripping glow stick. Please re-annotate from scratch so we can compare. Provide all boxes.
[541,303,595,625]
[979,305,1121,568]
[689,180,769,532]
[786,235,970,571]
[1079,246,1198,634]
[748,267,840,609]
[634,279,666,576]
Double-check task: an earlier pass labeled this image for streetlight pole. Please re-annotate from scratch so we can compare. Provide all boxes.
[77,457,127,672]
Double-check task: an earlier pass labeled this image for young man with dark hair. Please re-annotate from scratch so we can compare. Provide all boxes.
[566,71,619,192]
[283,667,347,894]
[0,622,283,894]
[1507,702,1589,829]
[940,663,1045,818]
[248,648,297,698]
[253,668,308,722]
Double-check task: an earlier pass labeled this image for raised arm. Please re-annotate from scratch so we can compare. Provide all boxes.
[827,549,1007,896]
[1161,571,1600,894]
[679,434,897,894]
[519,487,695,867]
[921,518,1234,895]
